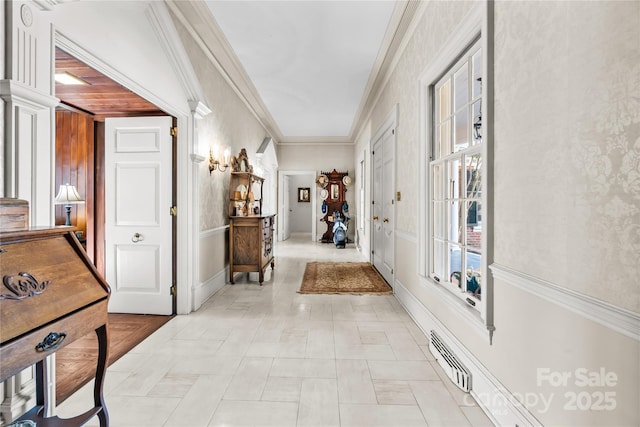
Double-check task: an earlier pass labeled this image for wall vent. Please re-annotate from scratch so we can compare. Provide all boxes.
[429,330,471,392]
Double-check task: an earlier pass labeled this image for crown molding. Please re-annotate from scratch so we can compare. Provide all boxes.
[31,0,76,12]
[165,0,282,142]
[147,1,210,115]
[165,0,419,147]
[351,0,425,143]
[278,136,353,146]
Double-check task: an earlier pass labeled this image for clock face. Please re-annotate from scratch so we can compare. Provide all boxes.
[21,4,33,27]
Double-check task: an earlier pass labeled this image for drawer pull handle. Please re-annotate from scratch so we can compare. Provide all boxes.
[36,332,67,352]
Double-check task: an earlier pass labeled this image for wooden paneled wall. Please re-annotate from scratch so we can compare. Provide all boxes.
[55,108,95,260]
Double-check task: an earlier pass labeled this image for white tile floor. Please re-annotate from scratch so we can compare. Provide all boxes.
[57,233,494,426]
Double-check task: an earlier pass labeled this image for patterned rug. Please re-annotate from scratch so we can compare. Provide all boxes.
[299,262,392,295]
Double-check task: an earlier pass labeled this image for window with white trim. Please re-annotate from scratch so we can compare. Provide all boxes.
[430,40,483,311]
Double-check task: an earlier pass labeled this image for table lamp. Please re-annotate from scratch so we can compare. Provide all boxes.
[54,183,84,226]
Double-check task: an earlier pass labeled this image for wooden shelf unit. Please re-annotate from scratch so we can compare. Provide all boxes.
[229,172,264,217]
[228,169,275,285]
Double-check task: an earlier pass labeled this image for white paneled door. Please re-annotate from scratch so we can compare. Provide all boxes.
[371,123,395,286]
[105,116,173,315]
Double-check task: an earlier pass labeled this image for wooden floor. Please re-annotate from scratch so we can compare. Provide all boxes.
[56,313,172,403]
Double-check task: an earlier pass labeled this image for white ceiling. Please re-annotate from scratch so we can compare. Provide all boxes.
[205,1,397,141]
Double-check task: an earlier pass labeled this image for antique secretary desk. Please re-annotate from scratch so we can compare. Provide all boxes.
[0,199,110,426]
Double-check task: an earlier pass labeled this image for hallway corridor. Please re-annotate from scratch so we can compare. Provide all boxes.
[58,235,493,426]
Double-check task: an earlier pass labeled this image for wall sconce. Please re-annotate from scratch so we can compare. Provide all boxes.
[54,183,85,226]
[209,147,230,174]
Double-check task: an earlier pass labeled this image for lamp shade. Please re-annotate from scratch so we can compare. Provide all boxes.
[54,184,84,204]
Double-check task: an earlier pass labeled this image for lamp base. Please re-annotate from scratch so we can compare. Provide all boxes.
[64,205,72,226]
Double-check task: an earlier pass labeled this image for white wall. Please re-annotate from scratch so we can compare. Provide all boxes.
[288,175,313,233]
[170,7,275,307]
[1,0,196,421]
[50,1,189,116]
[278,144,356,241]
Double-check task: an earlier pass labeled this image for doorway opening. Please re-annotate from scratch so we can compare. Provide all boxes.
[54,47,176,315]
[54,45,176,405]
[278,171,317,242]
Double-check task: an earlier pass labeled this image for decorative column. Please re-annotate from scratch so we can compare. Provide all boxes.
[1,0,58,225]
[1,1,57,422]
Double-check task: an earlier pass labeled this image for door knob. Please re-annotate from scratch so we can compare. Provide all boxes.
[131,233,144,243]
[383,218,389,223]
[373,216,379,221]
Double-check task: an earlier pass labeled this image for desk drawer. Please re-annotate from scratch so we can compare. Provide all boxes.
[0,299,108,380]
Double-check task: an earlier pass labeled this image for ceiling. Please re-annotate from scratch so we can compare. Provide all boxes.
[55,1,404,142]
[55,48,165,118]
[204,1,397,141]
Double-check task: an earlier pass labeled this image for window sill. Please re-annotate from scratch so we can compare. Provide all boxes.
[419,274,494,344]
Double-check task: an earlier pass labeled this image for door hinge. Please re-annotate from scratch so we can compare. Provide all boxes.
[170,126,178,137]
[170,284,177,296]
[392,129,395,135]
[169,206,177,216]
[372,200,375,205]
[391,268,394,274]
[371,250,374,254]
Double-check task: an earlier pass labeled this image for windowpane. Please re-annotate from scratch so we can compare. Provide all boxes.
[466,202,480,231]
[466,154,482,198]
[448,200,463,244]
[438,80,451,120]
[434,240,445,279]
[472,50,482,99]
[454,107,469,151]
[438,120,451,157]
[454,63,469,110]
[448,243,462,282]
[472,100,482,144]
[433,201,444,239]
[466,202,482,249]
[465,250,481,300]
[433,164,444,200]
[447,159,462,200]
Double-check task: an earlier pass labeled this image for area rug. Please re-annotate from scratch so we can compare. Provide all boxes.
[299,262,392,295]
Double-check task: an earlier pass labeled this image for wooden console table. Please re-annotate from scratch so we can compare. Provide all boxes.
[0,227,110,426]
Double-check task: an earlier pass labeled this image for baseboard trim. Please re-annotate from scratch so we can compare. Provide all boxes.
[192,266,228,311]
[490,264,640,342]
[394,279,542,427]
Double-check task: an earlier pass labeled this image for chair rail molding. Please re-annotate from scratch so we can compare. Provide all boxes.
[490,263,640,341]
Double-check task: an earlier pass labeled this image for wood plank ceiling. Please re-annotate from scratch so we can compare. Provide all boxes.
[55,48,165,119]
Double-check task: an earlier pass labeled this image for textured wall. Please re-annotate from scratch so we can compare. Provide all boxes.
[493,0,640,312]
[172,18,271,232]
[368,1,474,234]
[357,1,639,425]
